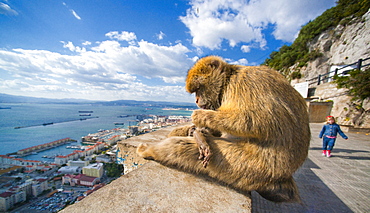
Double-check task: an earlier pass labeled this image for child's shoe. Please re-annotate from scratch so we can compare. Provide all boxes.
[322,150,326,156]
[326,150,331,157]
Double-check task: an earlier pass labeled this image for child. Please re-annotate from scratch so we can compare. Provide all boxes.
[319,116,348,157]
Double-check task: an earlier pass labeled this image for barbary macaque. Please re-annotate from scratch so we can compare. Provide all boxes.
[137,56,310,202]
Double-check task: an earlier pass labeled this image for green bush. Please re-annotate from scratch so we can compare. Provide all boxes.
[291,71,302,79]
[333,67,370,103]
[104,163,124,177]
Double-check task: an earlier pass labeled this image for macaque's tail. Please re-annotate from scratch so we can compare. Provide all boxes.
[256,177,301,203]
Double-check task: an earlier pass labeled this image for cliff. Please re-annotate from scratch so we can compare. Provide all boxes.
[301,9,370,80]
[294,9,370,128]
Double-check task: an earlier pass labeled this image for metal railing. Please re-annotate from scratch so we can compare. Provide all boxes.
[306,57,370,87]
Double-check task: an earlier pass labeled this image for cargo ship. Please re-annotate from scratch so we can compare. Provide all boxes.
[79,114,91,116]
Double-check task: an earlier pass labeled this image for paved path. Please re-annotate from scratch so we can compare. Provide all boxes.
[252,123,370,213]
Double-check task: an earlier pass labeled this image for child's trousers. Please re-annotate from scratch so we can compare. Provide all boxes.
[322,137,336,151]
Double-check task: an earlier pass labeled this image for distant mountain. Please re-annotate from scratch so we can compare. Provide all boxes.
[0,93,197,109]
[0,93,91,104]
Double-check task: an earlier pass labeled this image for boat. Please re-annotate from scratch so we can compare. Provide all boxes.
[79,111,93,113]
[66,145,83,149]
[117,115,129,118]
[42,122,53,126]
[79,114,91,116]
[114,122,124,125]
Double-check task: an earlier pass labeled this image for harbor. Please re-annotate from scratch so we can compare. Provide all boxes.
[16,138,77,157]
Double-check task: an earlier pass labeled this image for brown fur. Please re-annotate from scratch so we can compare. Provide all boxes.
[137,56,310,202]
[167,125,222,138]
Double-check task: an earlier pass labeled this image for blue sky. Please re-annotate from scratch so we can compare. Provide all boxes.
[0,0,336,102]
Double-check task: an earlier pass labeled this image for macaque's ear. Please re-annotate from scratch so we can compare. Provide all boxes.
[208,59,220,70]
[186,77,200,94]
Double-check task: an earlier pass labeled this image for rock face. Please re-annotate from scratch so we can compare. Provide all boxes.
[314,83,370,128]
[295,9,370,128]
[302,9,370,80]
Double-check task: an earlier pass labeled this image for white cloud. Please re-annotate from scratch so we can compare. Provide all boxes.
[70,9,81,20]
[241,45,250,53]
[0,33,195,102]
[62,2,81,20]
[61,41,86,52]
[105,31,137,45]
[157,31,166,40]
[227,58,249,66]
[180,0,336,50]
[0,2,18,15]
[82,41,91,46]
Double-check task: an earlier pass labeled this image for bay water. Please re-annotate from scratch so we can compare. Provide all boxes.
[0,103,193,162]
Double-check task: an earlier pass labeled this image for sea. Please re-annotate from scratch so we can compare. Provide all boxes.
[0,103,193,162]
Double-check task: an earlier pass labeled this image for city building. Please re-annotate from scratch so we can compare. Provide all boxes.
[62,174,100,187]
[0,191,26,212]
[11,180,33,197]
[96,154,112,163]
[67,160,89,167]
[58,166,81,174]
[83,163,104,178]
[0,155,42,168]
[31,178,49,197]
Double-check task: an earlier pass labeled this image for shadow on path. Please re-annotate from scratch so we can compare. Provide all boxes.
[310,147,370,160]
[252,158,353,213]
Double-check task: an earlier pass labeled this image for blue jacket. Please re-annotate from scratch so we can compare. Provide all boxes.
[319,123,348,139]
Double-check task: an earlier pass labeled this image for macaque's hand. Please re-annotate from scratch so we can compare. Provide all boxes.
[191,109,215,128]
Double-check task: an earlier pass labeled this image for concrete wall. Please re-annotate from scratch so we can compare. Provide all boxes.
[308,101,333,123]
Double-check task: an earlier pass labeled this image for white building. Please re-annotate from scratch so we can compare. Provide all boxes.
[31,178,49,197]
[96,155,112,163]
[58,166,81,174]
[68,160,89,167]
[0,191,26,212]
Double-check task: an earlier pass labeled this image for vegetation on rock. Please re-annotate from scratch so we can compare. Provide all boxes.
[104,163,124,177]
[264,0,370,77]
[333,67,370,103]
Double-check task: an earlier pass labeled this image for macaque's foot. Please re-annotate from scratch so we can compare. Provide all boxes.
[193,128,212,168]
[199,145,212,168]
[136,143,155,160]
[256,178,300,203]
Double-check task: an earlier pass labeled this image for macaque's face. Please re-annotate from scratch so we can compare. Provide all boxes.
[194,89,220,110]
[195,93,209,109]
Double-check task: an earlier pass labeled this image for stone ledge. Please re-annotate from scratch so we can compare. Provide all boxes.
[61,124,252,212]
[116,123,192,174]
[61,162,251,213]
